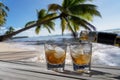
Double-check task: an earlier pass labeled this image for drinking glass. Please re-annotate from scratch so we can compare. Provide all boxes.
[44,42,67,72]
[70,42,92,73]
[80,30,97,42]
[79,30,89,41]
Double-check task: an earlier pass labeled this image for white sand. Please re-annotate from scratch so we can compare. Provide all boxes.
[0,42,32,52]
[0,42,72,64]
[0,42,43,61]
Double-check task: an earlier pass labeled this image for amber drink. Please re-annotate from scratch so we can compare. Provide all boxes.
[44,43,66,72]
[70,42,92,73]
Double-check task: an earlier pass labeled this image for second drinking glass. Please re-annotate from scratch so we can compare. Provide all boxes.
[69,42,92,73]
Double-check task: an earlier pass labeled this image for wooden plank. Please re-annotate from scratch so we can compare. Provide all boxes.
[0,60,120,80]
[0,68,54,80]
[0,68,86,80]
[0,51,38,60]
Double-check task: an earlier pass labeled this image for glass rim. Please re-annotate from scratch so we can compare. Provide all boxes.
[69,41,92,45]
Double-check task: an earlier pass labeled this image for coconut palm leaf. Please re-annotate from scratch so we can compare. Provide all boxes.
[70,17,91,31]
[60,17,67,35]
[0,2,9,26]
[62,0,70,8]
[1,9,7,16]
[48,4,62,12]
[38,13,57,22]
[35,26,41,34]
[46,21,55,30]
[69,4,101,18]
[81,19,96,30]
[72,22,80,32]
[43,24,52,33]
[5,26,15,35]
[80,13,93,21]
[70,16,95,30]
[37,9,46,19]
[62,0,93,8]
[25,21,36,27]
[72,0,93,4]
[0,2,9,11]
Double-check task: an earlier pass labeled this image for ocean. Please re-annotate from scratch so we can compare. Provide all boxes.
[8,34,120,66]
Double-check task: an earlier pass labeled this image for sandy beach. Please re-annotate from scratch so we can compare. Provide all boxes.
[0,42,72,64]
[0,42,44,61]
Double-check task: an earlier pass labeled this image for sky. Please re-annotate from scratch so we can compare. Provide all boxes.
[0,0,120,37]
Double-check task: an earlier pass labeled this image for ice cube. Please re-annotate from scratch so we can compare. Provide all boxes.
[71,45,84,58]
[83,44,91,53]
[55,47,65,58]
[45,44,54,50]
[71,45,84,54]
[72,49,84,58]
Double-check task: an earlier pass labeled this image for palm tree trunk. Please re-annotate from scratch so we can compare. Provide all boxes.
[0,15,61,41]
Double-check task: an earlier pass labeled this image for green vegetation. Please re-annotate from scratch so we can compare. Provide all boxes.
[5,26,15,35]
[0,2,9,26]
[48,0,101,37]
[25,9,56,34]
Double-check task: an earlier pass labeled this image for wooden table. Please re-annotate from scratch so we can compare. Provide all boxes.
[0,60,120,80]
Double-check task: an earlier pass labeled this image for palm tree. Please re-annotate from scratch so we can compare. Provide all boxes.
[5,26,15,35]
[25,9,55,34]
[0,0,101,41]
[0,2,9,26]
[48,0,101,38]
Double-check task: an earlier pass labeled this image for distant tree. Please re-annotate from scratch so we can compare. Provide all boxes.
[5,26,15,35]
[0,2,9,26]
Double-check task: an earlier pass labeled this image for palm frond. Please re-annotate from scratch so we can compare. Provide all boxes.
[66,0,85,6]
[81,19,96,31]
[0,2,9,15]
[80,13,93,21]
[43,24,51,33]
[0,2,9,26]
[69,4,101,17]
[62,0,70,8]
[38,13,57,22]
[35,26,41,34]
[70,16,96,31]
[62,0,93,8]
[5,6,9,11]
[72,22,80,32]
[37,9,46,19]
[71,17,91,30]
[60,17,67,35]
[1,9,7,16]
[46,21,55,30]
[0,2,9,11]
[25,21,36,27]
[48,4,62,12]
